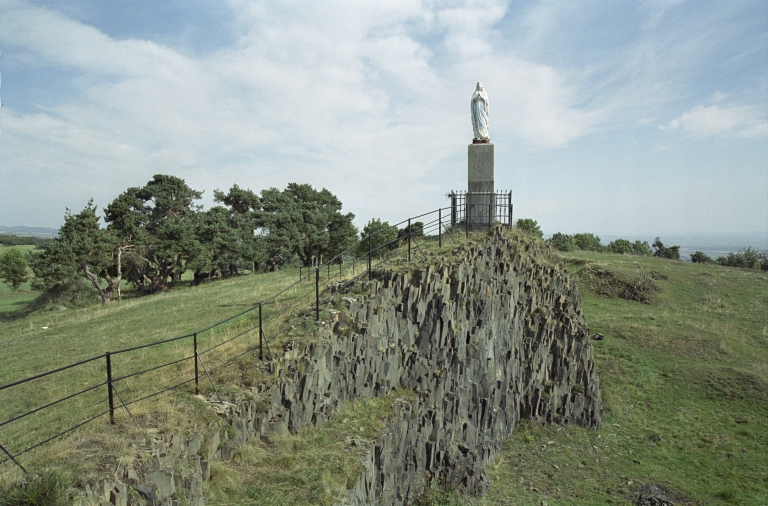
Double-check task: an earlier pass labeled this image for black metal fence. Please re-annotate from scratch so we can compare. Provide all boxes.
[448,191,513,231]
[0,200,512,472]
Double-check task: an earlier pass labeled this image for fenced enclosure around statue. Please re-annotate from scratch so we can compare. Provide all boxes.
[448,191,513,231]
[0,199,515,472]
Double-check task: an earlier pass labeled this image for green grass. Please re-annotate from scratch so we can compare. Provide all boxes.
[0,232,455,480]
[205,390,415,506]
[0,470,72,506]
[0,267,327,462]
[480,250,768,506]
[3,231,765,505]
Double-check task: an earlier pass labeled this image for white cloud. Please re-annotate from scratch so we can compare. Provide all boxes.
[1,0,600,224]
[640,0,686,30]
[2,0,764,236]
[662,103,768,138]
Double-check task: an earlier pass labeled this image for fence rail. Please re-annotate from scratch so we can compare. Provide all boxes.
[0,200,512,471]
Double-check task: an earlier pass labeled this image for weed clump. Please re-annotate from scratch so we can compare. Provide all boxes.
[0,471,71,506]
[571,263,661,303]
[413,487,467,506]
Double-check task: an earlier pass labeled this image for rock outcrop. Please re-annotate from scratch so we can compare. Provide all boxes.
[84,229,601,505]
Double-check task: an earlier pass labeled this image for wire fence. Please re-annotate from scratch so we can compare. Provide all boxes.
[0,199,513,472]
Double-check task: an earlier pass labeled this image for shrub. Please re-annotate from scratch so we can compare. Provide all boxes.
[690,251,713,264]
[397,221,424,242]
[652,238,680,260]
[606,238,634,254]
[31,277,96,308]
[632,240,653,256]
[0,471,72,506]
[354,218,399,259]
[573,233,604,252]
[413,488,466,506]
[716,247,762,270]
[548,232,576,251]
[515,218,543,238]
[605,239,653,256]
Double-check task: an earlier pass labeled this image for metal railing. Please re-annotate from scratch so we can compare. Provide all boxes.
[0,200,510,472]
[448,191,513,232]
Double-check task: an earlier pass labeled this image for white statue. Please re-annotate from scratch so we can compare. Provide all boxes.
[471,82,489,141]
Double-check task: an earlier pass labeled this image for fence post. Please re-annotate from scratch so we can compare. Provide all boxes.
[106,352,115,425]
[368,235,372,281]
[259,303,263,360]
[438,208,442,248]
[451,193,457,225]
[194,333,199,395]
[315,267,320,321]
[408,218,411,261]
[327,262,330,279]
[488,197,492,230]
[465,201,469,238]
[508,192,513,228]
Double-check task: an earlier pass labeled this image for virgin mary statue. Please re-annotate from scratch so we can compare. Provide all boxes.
[471,82,489,141]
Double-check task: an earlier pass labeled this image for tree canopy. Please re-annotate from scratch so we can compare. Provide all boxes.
[30,176,357,303]
[653,238,681,260]
[257,183,357,266]
[354,218,398,259]
[30,200,125,303]
[0,248,29,290]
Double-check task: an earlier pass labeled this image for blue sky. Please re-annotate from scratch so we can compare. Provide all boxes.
[1,0,766,238]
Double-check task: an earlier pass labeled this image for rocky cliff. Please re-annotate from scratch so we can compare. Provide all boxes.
[84,229,602,505]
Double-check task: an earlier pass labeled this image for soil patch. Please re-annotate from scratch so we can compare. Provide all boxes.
[571,263,661,303]
[637,483,694,505]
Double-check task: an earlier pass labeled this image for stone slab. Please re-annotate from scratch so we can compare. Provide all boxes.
[468,143,494,186]
[468,180,494,193]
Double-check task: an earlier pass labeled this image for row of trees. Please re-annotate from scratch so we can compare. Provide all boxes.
[548,231,657,256]
[691,248,768,270]
[549,232,680,258]
[30,175,359,303]
[0,234,51,248]
[514,218,679,259]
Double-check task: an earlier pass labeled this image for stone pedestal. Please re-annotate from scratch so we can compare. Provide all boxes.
[468,143,494,192]
[467,143,495,228]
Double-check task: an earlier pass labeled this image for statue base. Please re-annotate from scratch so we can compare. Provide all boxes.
[467,143,495,229]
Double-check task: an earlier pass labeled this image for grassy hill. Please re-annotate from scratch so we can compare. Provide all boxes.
[480,249,768,506]
[1,233,766,505]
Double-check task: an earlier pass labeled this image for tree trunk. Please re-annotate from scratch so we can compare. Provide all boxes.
[81,262,111,304]
[111,246,124,302]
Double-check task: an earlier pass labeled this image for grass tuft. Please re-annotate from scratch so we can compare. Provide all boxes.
[0,471,72,506]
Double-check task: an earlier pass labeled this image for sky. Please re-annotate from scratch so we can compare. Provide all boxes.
[1,0,766,239]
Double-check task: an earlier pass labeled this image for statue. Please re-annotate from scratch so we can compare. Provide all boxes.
[471,82,489,142]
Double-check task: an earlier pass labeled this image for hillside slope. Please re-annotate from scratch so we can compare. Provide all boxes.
[1,231,765,505]
[482,250,768,505]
